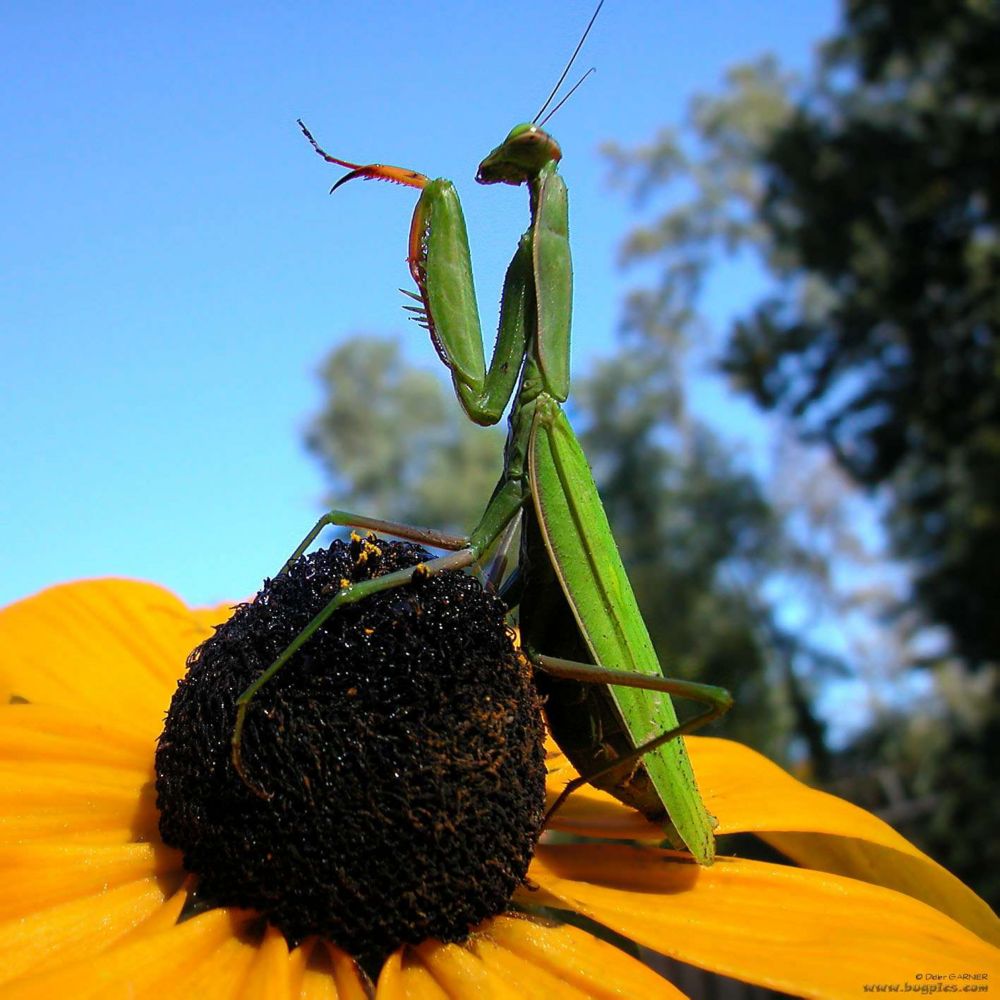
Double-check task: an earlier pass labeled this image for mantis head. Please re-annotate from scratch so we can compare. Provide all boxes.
[476,124,562,187]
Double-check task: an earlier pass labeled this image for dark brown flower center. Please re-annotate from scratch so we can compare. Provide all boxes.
[155,536,546,964]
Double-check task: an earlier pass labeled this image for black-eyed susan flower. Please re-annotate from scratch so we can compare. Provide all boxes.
[1,565,998,998]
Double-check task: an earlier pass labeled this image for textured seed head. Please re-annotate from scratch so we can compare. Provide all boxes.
[155,536,546,964]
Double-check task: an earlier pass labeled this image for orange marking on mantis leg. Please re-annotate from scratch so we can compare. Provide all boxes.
[298,119,429,192]
[297,119,444,364]
[407,197,430,286]
[331,163,429,193]
[404,196,450,367]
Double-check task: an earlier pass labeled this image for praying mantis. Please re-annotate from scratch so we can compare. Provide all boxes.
[233,2,732,865]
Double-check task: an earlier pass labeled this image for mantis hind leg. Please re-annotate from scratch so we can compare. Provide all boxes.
[282,508,520,597]
[279,508,469,576]
[529,652,733,828]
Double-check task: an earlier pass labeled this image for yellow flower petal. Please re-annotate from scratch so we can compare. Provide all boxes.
[239,927,370,1000]
[319,941,374,1000]
[375,916,685,999]
[0,841,180,921]
[168,930,261,999]
[299,966,346,1000]
[410,940,500,997]
[0,704,151,772]
[0,905,256,1000]
[766,829,1000,947]
[241,926,292,1000]
[377,951,449,999]
[0,876,176,989]
[464,938,579,1000]
[690,737,1000,945]
[476,914,687,999]
[4,579,991,999]
[546,737,998,946]
[531,843,1000,996]
[0,580,222,739]
[288,940,359,1000]
[0,701,163,849]
[20,901,373,1000]
[115,881,189,942]
[0,761,158,844]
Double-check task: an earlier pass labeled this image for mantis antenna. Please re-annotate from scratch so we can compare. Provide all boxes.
[532,0,605,125]
[538,68,596,128]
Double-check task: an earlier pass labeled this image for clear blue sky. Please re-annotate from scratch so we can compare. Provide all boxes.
[2,1,837,609]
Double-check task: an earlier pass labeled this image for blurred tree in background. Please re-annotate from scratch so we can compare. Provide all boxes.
[574,346,849,767]
[307,0,998,905]
[725,0,1000,670]
[604,0,999,902]
[306,337,504,535]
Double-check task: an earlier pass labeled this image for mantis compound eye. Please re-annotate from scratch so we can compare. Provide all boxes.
[155,536,545,966]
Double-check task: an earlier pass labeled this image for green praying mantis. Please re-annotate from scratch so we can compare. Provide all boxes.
[232,2,732,865]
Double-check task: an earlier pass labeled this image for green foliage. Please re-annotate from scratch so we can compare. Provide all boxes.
[604,57,794,347]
